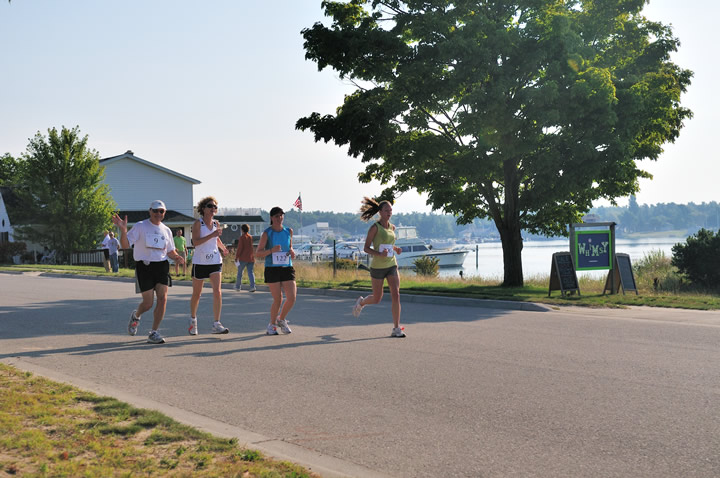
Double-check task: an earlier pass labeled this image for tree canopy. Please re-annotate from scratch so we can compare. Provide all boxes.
[13,126,116,262]
[297,0,692,286]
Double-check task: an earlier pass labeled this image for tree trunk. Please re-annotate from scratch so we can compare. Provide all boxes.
[498,222,524,287]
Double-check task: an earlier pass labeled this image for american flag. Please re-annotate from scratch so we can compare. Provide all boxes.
[293,194,302,211]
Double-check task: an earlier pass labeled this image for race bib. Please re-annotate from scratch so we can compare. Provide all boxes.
[145,232,166,249]
[204,252,216,262]
[379,244,394,257]
[272,251,290,265]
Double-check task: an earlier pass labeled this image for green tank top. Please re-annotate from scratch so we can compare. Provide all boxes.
[371,221,397,269]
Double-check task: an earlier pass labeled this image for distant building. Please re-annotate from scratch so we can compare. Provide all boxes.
[297,222,350,242]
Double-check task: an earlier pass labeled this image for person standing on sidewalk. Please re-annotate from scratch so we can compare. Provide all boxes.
[188,196,230,336]
[352,197,405,337]
[100,230,112,272]
[112,200,185,344]
[107,231,121,273]
[255,207,296,335]
[234,224,256,292]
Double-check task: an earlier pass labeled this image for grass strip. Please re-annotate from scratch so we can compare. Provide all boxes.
[0,363,316,477]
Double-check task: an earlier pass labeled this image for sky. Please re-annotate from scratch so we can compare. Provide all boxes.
[1,1,717,215]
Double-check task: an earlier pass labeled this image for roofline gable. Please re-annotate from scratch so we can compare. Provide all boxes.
[100,151,201,185]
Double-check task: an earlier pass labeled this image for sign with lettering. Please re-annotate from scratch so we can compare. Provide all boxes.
[574,231,612,271]
[548,252,580,297]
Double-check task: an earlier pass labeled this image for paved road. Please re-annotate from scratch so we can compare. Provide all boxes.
[1,272,719,477]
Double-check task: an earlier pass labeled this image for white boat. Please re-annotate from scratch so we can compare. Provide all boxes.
[393,226,469,268]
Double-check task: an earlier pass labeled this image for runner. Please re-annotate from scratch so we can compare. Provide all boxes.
[352,197,405,337]
[255,206,296,335]
[112,200,185,344]
[188,196,230,335]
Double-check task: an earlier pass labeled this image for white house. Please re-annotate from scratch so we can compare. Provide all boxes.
[99,150,199,234]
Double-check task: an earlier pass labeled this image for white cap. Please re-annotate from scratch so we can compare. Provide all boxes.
[150,200,166,210]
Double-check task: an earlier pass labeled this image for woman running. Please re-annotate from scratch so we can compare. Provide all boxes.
[255,206,296,335]
[352,197,405,337]
[189,196,230,335]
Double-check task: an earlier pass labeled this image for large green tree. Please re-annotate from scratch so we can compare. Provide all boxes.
[296,0,692,286]
[0,153,21,185]
[14,126,116,262]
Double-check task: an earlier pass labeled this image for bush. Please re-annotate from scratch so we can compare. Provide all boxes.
[671,228,720,289]
[633,249,682,292]
[414,256,439,276]
[0,241,27,263]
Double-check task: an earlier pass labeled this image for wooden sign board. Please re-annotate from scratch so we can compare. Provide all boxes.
[548,252,580,297]
[575,230,612,271]
[603,253,638,295]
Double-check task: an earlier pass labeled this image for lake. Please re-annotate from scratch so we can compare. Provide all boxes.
[426,237,685,280]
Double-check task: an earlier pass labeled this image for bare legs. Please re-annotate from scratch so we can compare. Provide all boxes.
[136,284,168,331]
[360,275,402,328]
[268,280,296,324]
[190,272,223,322]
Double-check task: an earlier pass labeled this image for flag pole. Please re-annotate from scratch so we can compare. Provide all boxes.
[299,192,303,245]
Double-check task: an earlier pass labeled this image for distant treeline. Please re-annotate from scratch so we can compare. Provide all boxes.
[258,199,720,240]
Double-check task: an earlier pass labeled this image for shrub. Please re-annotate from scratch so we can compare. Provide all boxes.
[414,256,439,276]
[0,241,27,263]
[633,249,682,292]
[671,228,720,289]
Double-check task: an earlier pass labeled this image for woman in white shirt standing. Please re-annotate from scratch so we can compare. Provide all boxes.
[189,196,230,335]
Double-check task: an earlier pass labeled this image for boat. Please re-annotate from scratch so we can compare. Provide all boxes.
[393,226,469,268]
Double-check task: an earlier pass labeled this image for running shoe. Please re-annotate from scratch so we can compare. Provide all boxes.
[352,296,364,317]
[188,317,198,335]
[128,310,140,336]
[211,322,229,334]
[277,318,292,334]
[266,323,279,335]
[391,327,406,338]
[249,287,256,292]
[147,330,166,344]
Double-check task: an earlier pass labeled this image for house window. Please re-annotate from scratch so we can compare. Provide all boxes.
[0,231,8,244]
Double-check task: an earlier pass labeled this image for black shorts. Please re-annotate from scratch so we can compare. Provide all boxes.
[136,260,171,293]
[264,266,295,283]
[192,263,223,280]
[370,265,398,280]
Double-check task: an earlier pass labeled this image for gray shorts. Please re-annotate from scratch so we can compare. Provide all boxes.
[370,265,398,280]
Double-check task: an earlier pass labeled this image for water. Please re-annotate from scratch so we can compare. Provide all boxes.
[427,237,684,280]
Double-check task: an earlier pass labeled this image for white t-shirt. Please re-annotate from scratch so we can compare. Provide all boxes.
[101,235,111,249]
[126,220,175,262]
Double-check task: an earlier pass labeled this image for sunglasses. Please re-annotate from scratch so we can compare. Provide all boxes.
[151,208,166,214]
[205,204,218,209]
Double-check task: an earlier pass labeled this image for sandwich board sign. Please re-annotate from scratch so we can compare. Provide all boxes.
[548,252,580,297]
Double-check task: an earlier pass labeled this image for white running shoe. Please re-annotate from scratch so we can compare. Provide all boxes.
[188,317,198,335]
[352,296,364,317]
[266,323,279,335]
[277,318,292,334]
[147,330,165,344]
[128,310,140,336]
[211,322,229,334]
[249,287,256,292]
[391,327,406,338]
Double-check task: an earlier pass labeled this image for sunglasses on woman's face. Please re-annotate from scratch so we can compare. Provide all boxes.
[206,204,218,209]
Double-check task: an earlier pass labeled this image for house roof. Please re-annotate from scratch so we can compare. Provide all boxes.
[100,150,201,185]
[118,210,196,225]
